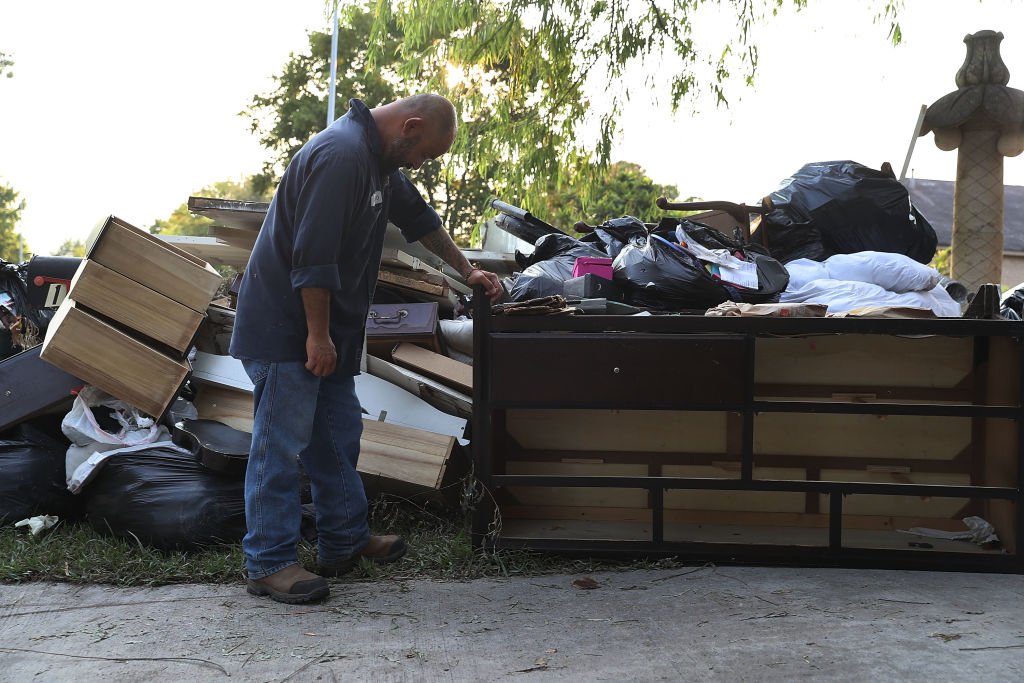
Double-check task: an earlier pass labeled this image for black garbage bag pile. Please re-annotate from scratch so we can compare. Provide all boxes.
[85,446,246,550]
[611,218,789,310]
[1001,282,1024,320]
[1,259,57,360]
[0,419,81,524]
[505,232,608,300]
[758,160,938,264]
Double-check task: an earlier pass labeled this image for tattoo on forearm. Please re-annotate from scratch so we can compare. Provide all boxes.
[420,227,471,276]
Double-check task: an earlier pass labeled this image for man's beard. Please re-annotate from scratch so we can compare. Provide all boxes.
[382,135,420,173]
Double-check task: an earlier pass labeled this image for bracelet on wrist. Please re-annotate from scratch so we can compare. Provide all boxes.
[464,267,481,280]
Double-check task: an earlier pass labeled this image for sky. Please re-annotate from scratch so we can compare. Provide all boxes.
[2,0,1023,256]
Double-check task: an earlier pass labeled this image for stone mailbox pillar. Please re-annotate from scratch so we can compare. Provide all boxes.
[920,30,1024,293]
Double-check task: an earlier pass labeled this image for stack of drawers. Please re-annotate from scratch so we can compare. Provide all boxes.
[41,216,222,417]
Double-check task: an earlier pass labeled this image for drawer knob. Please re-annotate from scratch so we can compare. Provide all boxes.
[613,367,621,374]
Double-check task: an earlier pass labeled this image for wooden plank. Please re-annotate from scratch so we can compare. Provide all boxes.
[187,196,268,231]
[40,299,189,418]
[86,215,223,312]
[391,342,472,393]
[755,334,973,388]
[68,259,204,353]
[380,265,446,287]
[754,413,971,460]
[207,224,258,250]
[190,383,456,491]
[193,384,254,433]
[377,268,447,296]
[359,418,455,489]
[984,335,1020,553]
[158,235,252,269]
[505,409,728,452]
[380,248,472,295]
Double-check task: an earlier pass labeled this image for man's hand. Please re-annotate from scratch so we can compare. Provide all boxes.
[467,268,503,302]
[305,334,337,376]
[300,287,335,376]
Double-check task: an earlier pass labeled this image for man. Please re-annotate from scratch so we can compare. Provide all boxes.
[229,93,502,604]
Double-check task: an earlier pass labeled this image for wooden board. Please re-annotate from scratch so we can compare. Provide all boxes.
[391,342,472,393]
[207,224,258,250]
[40,299,189,418]
[380,248,472,295]
[68,259,204,353]
[359,418,456,489]
[158,235,252,270]
[189,383,458,492]
[193,384,254,433]
[86,215,222,312]
[187,196,268,231]
[755,335,973,388]
[505,409,729,452]
[377,268,447,296]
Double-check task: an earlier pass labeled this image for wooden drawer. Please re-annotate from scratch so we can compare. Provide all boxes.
[68,259,204,354]
[86,215,222,313]
[489,333,745,404]
[40,299,189,418]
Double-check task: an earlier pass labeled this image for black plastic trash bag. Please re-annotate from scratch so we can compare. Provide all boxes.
[507,232,608,301]
[583,216,649,261]
[1000,282,1024,320]
[613,219,789,310]
[759,160,938,264]
[0,419,81,524]
[85,446,246,549]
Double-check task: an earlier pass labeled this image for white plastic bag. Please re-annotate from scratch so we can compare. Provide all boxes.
[61,386,160,447]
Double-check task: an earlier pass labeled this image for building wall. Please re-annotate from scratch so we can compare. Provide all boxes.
[1002,255,1024,289]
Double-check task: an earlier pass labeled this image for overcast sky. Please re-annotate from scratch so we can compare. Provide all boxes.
[2,0,1023,256]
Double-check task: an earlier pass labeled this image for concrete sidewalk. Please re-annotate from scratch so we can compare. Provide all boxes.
[1,566,1022,681]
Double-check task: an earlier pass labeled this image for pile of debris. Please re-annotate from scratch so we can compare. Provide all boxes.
[1,201,482,549]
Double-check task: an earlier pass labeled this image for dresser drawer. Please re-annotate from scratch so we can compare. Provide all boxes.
[488,333,745,405]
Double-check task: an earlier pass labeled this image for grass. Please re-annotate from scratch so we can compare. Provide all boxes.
[0,495,685,587]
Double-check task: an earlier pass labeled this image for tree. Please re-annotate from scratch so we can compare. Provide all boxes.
[368,0,903,213]
[536,161,682,231]
[0,181,29,262]
[54,238,86,257]
[150,177,272,237]
[0,52,12,79]
[244,3,505,246]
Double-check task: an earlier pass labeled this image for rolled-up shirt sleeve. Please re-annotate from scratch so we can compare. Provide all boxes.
[389,171,442,243]
[288,150,362,291]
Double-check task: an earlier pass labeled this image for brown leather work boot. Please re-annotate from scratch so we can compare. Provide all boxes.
[246,564,329,604]
[318,535,407,577]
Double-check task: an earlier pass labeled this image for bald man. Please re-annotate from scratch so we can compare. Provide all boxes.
[230,94,502,604]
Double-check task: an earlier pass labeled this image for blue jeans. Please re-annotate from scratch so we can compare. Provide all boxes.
[241,360,369,579]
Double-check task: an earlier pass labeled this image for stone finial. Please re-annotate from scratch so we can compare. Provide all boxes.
[920,30,1024,157]
[956,30,1010,88]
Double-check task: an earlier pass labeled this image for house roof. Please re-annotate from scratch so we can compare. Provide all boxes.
[903,178,1024,252]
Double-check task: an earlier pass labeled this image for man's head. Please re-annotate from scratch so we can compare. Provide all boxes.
[372,93,457,173]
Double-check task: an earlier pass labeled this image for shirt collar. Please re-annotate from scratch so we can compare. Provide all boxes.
[346,98,383,158]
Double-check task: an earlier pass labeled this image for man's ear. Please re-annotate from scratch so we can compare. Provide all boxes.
[401,117,425,136]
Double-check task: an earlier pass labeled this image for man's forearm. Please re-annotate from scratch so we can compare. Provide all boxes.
[300,287,331,338]
[418,226,474,278]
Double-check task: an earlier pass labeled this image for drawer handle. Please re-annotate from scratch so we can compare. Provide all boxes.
[613,367,621,374]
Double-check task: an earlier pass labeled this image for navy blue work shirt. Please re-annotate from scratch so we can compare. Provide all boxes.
[229,99,441,377]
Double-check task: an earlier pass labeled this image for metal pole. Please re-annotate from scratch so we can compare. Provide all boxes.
[18,234,23,262]
[327,1,339,127]
[899,104,928,182]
